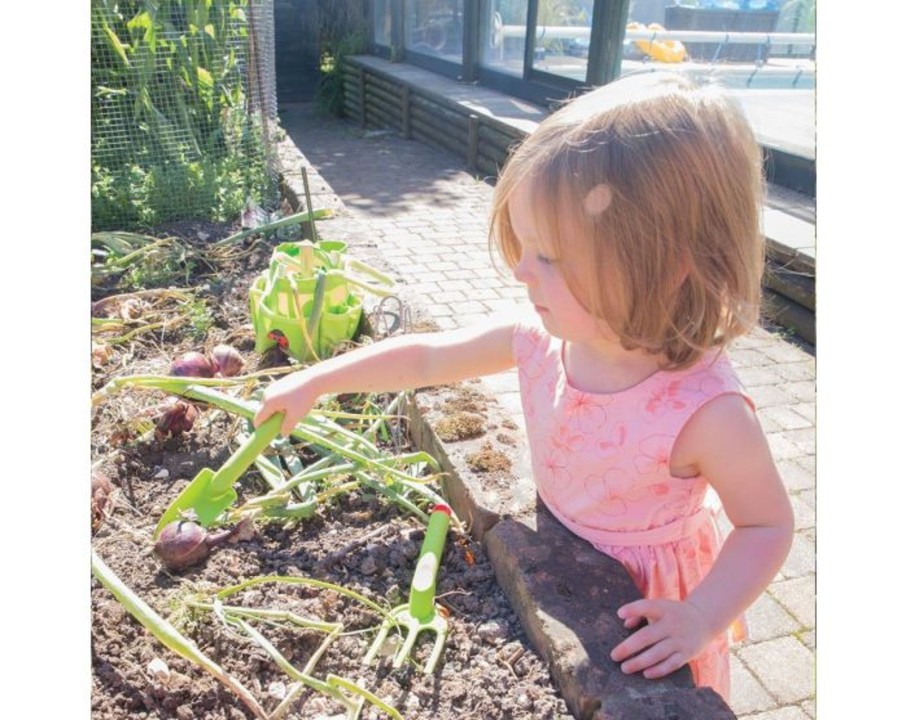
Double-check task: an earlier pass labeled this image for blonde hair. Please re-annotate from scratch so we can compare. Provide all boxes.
[490,71,765,369]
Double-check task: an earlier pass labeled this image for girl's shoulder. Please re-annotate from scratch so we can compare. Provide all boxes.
[675,350,753,409]
[510,313,556,366]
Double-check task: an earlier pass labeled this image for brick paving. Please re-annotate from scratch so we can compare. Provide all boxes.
[278,101,816,719]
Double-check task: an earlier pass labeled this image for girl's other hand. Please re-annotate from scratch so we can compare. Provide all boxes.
[253,371,319,437]
[610,598,713,679]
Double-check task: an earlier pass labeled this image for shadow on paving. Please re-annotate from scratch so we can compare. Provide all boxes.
[278,101,493,218]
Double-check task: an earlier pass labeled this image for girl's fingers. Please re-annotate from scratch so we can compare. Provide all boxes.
[620,638,676,675]
[610,622,664,662]
[617,598,665,622]
[641,650,687,680]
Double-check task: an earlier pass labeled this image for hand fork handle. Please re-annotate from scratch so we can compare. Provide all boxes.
[408,504,452,621]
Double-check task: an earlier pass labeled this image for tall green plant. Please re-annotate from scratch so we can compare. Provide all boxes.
[91,0,276,229]
[313,0,368,117]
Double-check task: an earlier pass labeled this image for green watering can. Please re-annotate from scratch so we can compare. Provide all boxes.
[363,504,452,673]
[153,413,284,539]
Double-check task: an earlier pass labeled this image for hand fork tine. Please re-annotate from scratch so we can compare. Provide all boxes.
[364,504,453,672]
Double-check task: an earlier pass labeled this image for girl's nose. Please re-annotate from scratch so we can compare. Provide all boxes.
[513,256,532,285]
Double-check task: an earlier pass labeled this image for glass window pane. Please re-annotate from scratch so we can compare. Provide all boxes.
[373,0,391,48]
[533,0,590,82]
[405,0,464,63]
[480,0,528,77]
[623,1,815,187]
[622,0,815,91]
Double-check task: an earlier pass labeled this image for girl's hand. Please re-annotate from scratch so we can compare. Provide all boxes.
[610,598,713,679]
[253,371,320,437]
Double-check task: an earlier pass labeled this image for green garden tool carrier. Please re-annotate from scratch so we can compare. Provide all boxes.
[249,240,395,363]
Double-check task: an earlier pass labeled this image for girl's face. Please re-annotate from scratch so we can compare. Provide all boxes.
[508,181,609,345]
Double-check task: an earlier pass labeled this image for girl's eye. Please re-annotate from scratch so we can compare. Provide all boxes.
[537,254,555,265]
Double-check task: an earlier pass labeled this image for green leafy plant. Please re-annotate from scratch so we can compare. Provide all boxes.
[186,298,214,340]
[91,0,277,230]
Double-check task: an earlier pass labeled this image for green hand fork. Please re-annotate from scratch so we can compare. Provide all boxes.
[364,504,452,673]
[153,413,284,539]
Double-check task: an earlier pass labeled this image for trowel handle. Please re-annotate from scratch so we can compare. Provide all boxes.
[408,504,452,621]
[208,412,284,496]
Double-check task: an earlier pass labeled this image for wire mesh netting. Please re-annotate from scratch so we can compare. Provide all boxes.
[91,0,280,231]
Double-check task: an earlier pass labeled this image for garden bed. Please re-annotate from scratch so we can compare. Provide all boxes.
[90,218,573,720]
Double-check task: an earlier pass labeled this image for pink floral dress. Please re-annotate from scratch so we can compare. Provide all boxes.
[512,322,753,701]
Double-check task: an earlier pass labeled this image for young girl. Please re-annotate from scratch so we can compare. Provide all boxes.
[254,71,794,702]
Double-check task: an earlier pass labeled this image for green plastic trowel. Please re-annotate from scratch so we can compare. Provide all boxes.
[153,412,284,539]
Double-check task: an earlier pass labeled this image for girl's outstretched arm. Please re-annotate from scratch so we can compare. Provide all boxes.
[610,393,795,680]
[253,315,518,436]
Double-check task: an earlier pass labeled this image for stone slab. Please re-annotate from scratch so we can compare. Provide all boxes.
[484,505,735,720]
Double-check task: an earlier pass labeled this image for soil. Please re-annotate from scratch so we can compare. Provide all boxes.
[90,220,574,720]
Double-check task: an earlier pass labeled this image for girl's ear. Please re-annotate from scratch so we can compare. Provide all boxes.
[583,183,612,216]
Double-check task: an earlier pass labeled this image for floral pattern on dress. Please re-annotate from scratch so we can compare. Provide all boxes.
[633,434,673,475]
[595,421,627,457]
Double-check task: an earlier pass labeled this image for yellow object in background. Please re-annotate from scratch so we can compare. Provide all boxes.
[629,22,687,63]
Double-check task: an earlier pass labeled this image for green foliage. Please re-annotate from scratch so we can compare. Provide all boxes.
[315,31,368,117]
[312,0,368,117]
[91,0,276,230]
[186,298,214,341]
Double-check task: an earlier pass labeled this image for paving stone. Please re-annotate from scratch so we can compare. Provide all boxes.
[729,656,776,716]
[737,637,814,704]
[791,400,815,423]
[499,285,529,298]
[799,488,814,511]
[789,494,815,531]
[761,341,809,364]
[730,347,772,368]
[781,427,816,455]
[768,577,815,629]
[428,304,456,318]
[742,705,812,720]
[777,457,816,492]
[779,532,816,579]
[766,431,811,462]
[749,385,796,409]
[781,381,817,403]
[744,592,802,641]
[738,366,782,387]
[801,699,816,718]
[761,405,815,431]
[758,414,781,434]
[439,279,474,291]
[431,260,462,271]
[776,360,815,382]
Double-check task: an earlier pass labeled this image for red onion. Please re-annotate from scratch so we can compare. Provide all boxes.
[210,344,245,377]
[170,351,216,378]
[154,520,248,571]
[154,400,199,442]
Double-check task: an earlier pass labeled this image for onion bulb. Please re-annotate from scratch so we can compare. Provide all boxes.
[154,520,248,571]
[210,344,245,377]
[170,351,216,378]
[155,400,199,442]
